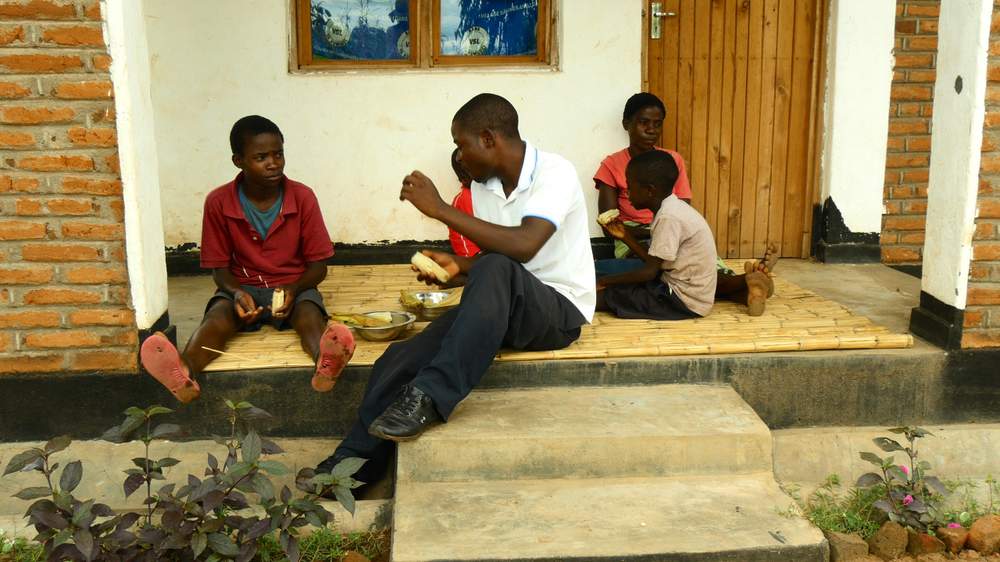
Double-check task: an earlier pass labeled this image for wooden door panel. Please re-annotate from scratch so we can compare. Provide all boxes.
[646,0,822,258]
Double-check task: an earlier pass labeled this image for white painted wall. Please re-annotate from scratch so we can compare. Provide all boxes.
[142,0,642,248]
[819,0,896,234]
[104,0,169,329]
[921,0,991,309]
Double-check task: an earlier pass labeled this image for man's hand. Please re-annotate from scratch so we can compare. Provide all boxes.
[412,250,462,287]
[233,289,264,325]
[401,171,447,219]
[270,286,298,320]
[601,219,627,240]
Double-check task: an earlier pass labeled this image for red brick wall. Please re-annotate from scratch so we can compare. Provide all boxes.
[965,3,1000,348]
[0,0,136,372]
[882,0,939,265]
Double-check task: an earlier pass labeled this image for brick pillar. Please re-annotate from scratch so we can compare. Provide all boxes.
[882,0,939,267]
[0,0,137,373]
[964,2,1000,349]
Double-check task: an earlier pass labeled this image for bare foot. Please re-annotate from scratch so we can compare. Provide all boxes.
[140,332,201,403]
[744,270,773,317]
[311,323,356,392]
[758,242,779,274]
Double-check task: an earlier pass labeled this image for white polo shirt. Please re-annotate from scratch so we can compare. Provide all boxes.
[470,141,596,321]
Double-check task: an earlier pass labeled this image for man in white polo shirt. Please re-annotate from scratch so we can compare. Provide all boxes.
[316,93,595,486]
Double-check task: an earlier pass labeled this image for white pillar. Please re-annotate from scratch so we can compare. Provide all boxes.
[819,0,896,234]
[921,0,992,310]
[910,0,992,349]
[102,0,169,330]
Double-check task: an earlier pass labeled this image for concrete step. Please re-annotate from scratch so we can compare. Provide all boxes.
[398,385,772,482]
[391,473,827,562]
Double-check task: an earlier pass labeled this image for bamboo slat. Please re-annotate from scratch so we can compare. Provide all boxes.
[198,265,914,373]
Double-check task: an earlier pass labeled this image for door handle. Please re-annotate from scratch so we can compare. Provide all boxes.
[650,2,677,39]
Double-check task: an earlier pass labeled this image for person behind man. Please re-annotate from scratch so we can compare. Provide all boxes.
[595,92,777,315]
[140,116,355,402]
[447,147,481,257]
[315,93,596,485]
[598,150,771,318]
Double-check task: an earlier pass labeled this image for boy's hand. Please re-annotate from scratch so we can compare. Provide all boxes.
[271,286,297,320]
[601,219,627,240]
[412,250,462,287]
[401,171,447,219]
[233,289,264,325]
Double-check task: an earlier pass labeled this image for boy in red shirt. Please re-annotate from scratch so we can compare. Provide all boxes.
[448,148,481,257]
[140,115,354,402]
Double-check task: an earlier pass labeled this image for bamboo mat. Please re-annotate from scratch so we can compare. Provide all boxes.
[200,264,913,372]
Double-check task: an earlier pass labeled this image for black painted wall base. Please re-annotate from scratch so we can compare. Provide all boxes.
[137,310,176,351]
[166,238,618,275]
[910,291,965,350]
[812,198,881,263]
[814,240,881,263]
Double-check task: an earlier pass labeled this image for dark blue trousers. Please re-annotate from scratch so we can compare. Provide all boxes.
[334,254,586,484]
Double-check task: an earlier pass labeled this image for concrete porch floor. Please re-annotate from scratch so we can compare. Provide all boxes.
[167,259,923,346]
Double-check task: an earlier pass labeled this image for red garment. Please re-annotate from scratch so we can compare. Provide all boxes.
[593,147,693,225]
[200,173,334,287]
[449,186,481,257]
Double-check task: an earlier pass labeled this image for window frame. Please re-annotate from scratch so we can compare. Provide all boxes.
[293,0,555,71]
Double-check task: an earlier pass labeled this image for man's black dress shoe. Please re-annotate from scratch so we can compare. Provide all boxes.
[368,384,442,442]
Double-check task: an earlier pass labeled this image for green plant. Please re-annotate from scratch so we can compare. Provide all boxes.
[3,400,365,561]
[939,475,1000,527]
[855,426,947,531]
[0,531,43,562]
[786,474,886,539]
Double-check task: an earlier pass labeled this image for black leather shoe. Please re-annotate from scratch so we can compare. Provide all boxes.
[368,385,442,442]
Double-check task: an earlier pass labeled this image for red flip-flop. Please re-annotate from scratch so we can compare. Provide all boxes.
[311,323,355,392]
[140,332,201,403]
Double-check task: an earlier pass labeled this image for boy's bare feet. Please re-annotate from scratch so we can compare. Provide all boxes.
[745,272,773,317]
[752,242,780,275]
[140,332,201,403]
[311,324,356,392]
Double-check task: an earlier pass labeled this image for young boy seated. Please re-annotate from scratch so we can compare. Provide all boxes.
[595,92,777,315]
[447,148,480,257]
[598,150,771,319]
[139,115,355,403]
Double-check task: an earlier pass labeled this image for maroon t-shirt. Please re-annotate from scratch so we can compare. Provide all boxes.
[200,173,334,287]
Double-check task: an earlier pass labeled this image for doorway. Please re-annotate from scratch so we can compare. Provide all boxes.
[645,0,826,258]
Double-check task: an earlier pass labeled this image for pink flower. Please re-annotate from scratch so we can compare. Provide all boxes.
[903,495,914,506]
[948,523,963,529]
[899,465,910,477]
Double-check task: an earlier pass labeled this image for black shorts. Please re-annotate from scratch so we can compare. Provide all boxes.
[207,285,328,332]
[602,280,699,321]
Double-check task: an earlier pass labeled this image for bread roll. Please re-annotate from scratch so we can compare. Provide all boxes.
[411,252,451,283]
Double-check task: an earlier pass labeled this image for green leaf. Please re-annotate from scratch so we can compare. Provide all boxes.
[258,460,289,475]
[334,485,356,516]
[145,406,173,417]
[71,500,94,528]
[235,401,253,410]
[925,476,948,495]
[191,532,208,557]
[225,399,237,410]
[873,437,904,453]
[331,457,367,479]
[59,460,83,493]
[156,457,181,469]
[207,532,240,557]
[887,465,908,482]
[73,528,95,561]
[887,427,908,434]
[3,448,44,476]
[910,427,932,438]
[242,431,262,463]
[250,473,275,502]
[123,473,144,497]
[44,435,72,454]
[119,415,145,440]
[52,529,72,548]
[124,406,145,417]
[859,452,883,466]
[13,487,51,500]
[856,473,883,488]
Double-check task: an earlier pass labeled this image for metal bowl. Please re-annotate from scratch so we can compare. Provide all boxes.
[400,290,460,321]
[352,311,416,342]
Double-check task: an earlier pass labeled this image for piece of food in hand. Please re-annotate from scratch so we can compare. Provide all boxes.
[597,209,620,226]
[271,288,285,310]
[411,252,451,283]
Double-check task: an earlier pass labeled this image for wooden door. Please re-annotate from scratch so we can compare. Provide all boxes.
[645,0,825,258]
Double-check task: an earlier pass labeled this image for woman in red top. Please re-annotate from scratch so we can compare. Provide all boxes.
[448,148,481,257]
